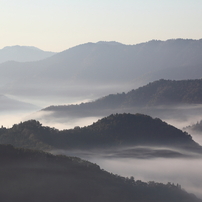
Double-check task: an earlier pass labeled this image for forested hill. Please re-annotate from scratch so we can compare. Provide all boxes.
[0,114,201,152]
[1,144,201,202]
[43,79,202,117]
[124,79,202,106]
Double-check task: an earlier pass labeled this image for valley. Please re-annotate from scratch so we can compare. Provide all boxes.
[1,39,202,200]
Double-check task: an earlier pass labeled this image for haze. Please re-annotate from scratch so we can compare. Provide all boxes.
[1,0,202,200]
[51,147,202,198]
[1,0,202,52]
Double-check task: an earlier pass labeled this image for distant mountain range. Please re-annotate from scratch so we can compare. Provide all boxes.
[41,79,202,119]
[1,144,201,202]
[1,39,202,103]
[0,45,56,63]
[0,113,201,156]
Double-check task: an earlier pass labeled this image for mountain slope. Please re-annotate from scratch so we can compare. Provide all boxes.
[1,144,201,202]
[42,79,202,118]
[0,45,56,63]
[0,114,201,154]
[1,39,202,101]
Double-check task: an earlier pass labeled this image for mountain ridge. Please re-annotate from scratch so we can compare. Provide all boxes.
[42,79,202,118]
[1,38,202,101]
[0,113,201,154]
[0,45,56,63]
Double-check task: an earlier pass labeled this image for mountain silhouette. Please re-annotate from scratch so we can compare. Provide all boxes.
[0,45,56,63]
[42,79,202,120]
[1,144,201,202]
[1,39,202,102]
[1,114,201,154]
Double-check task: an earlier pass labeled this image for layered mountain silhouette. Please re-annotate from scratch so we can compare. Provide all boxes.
[0,45,56,63]
[1,144,201,202]
[41,79,202,119]
[1,39,202,102]
[0,114,201,155]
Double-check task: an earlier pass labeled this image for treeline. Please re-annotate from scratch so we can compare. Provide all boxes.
[0,144,201,202]
[43,79,202,117]
[0,113,199,151]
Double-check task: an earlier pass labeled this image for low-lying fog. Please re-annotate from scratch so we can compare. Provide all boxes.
[1,102,202,199]
[51,147,202,199]
[28,104,202,145]
[0,95,94,128]
[29,103,202,128]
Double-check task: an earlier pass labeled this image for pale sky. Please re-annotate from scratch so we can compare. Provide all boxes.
[1,0,202,52]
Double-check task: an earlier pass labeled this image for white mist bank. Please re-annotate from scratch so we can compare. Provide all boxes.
[51,147,202,199]
[92,157,202,199]
[0,111,37,128]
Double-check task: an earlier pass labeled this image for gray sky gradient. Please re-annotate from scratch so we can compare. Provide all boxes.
[1,0,202,52]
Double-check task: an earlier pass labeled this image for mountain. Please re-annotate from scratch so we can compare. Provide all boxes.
[41,79,202,119]
[141,64,202,83]
[1,144,201,202]
[1,39,202,104]
[0,45,56,63]
[0,94,38,111]
[0,114,201,155]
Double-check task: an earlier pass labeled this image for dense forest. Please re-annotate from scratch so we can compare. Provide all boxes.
[0,144,201,202]
[0,113,201,153]
[43,79,202,118]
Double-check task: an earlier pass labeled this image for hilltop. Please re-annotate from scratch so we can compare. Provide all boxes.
[0,114,201,155]
[0,45,56,63]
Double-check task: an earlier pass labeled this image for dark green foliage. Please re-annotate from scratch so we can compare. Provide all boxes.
[0,144,201,202]
[0,114,200,152]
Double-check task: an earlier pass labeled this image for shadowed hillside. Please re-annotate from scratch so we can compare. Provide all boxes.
[0,144,201,202]
[0,114,201,154]
[42,79,202,118]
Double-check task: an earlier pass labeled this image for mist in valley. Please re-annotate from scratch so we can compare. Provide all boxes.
[1,0,202,200]
[2,95,202,199]
[29,104,202,199]
[1,92,202,200]
[1,42,202,201]
[29,103,202,130]
[50,146,202,199]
